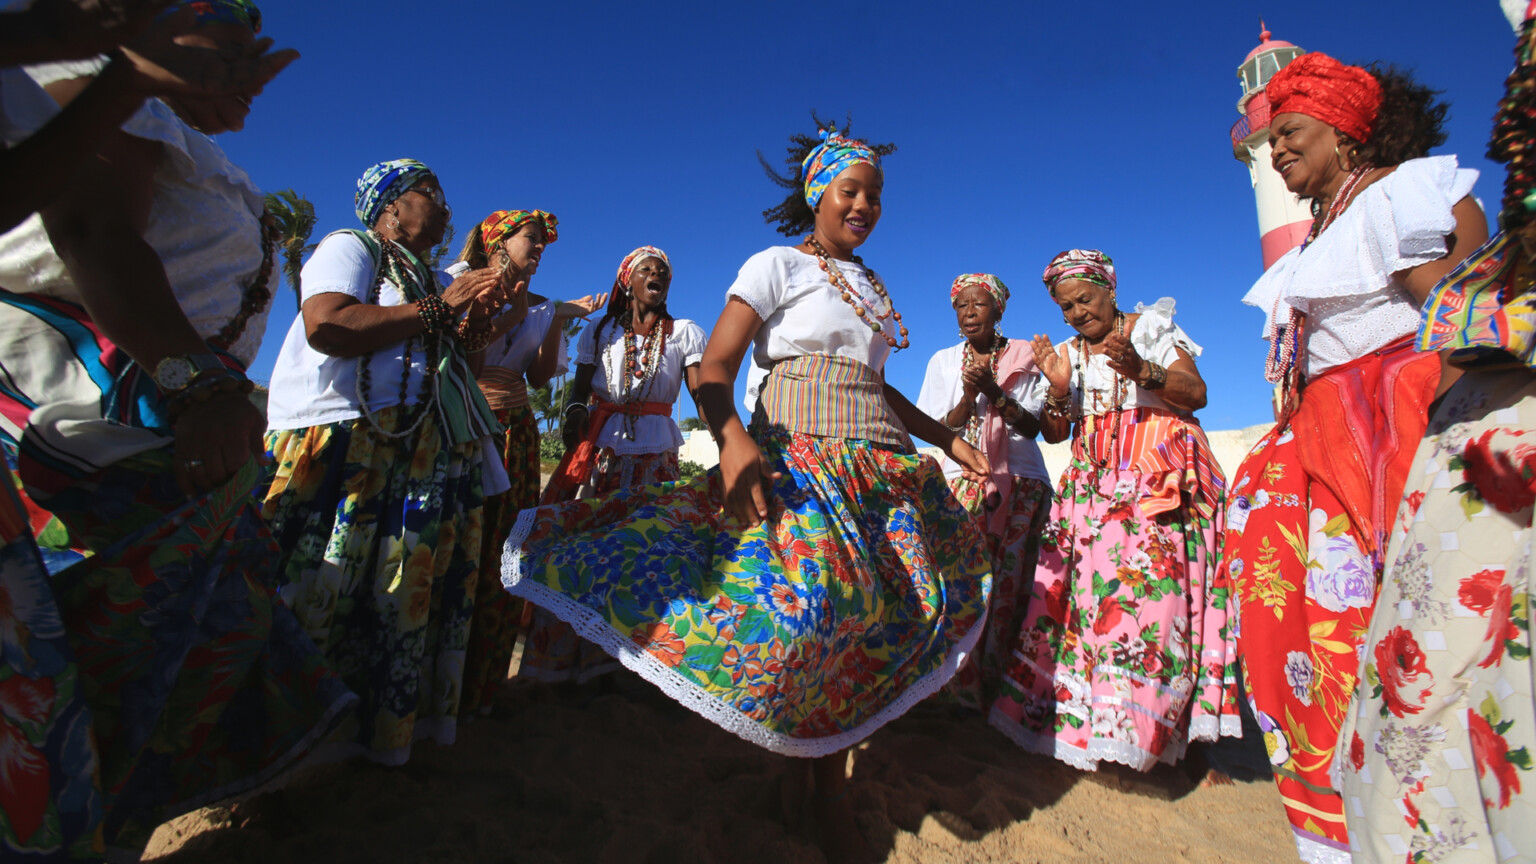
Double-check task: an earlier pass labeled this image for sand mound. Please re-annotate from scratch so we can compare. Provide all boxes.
[145,672,1296,864]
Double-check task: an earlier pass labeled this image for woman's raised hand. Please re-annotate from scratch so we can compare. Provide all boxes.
[441,267,501,314]
[557,293,607,320]
[1032,334,1070,390]
[1102,330,1145,380]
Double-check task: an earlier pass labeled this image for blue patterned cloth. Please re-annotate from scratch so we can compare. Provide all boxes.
[801,128,880,207]
[355,159,432,228]
[169,1,263,32]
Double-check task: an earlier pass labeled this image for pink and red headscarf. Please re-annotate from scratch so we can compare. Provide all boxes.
[1042,249,1116,293]
[950,273,1010,315]
[1266,52,1383,144]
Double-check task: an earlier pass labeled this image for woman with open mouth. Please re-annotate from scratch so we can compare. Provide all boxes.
[522,245,707,686]
[501,120,991,863]
[1221,51,1487,863]
[987,250,1237,781]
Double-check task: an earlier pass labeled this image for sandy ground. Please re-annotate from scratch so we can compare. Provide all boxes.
[143,669,1298,864]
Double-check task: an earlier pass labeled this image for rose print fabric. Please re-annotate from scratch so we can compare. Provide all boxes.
[1225,342,1439,864]
[519,448,682,684]
[460,405,538,714]
[989,408,1237,772]
[1338,367,1536,863]
[261,407,483,766]
[945,474,1052,711]
[502,422,992,756]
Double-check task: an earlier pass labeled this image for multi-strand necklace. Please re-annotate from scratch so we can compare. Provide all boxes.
[356,232,441,439]
[1264,165,1373,392]
[960,332,1007,443]
[607,313,671,441]
[1073,311,1127,470]
[804,235,910,349]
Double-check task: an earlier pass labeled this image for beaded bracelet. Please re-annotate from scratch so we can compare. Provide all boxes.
[1043,389,1073,421]
[563,401,590,418]
[455,316,496,353]
[166,371,255,424]
[416,295,454,335]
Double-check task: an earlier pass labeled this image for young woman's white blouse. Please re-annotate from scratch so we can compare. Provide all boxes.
[266,232,447,431]
[1047,298,1202,414]
[443,260,567,377]
[915,342,1049,482]
[1242,155,1480,377]
[576,317,707,455]
[0,61,270,366]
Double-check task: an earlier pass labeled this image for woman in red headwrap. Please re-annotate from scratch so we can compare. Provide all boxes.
[1222,52,1488,863]
[447,211,602,716]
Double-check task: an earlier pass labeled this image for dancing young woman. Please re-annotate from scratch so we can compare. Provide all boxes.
[520,246,706,684]
[447,209,602,714]
[502,124,991,861]
[1222,53,1486,862]
[989,251,1237,774]
[916,273,1052,712]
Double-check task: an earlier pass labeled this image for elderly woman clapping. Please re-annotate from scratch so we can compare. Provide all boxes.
[262,158,509,765]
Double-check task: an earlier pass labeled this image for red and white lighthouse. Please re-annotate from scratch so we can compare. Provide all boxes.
[1231,23,1312,270]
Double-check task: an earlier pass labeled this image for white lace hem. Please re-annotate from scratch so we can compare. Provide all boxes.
[501,506,987,757]
[1187,712,1244,742]
[985,709,1190,773]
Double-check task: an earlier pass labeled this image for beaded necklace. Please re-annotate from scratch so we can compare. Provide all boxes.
[959,332,1006,444]
[355,232,441,439]
[803,235,910,349]
[604,313,672,441]
[209,211,279,351]
[1264,165,1373,396]
[1072,311,1127,470]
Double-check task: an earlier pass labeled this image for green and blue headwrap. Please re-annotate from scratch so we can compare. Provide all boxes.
[170,1,262,32]
[800,127,881,207]
[355,159,433,228]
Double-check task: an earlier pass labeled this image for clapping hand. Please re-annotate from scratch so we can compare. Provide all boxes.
[21,0,171,63]
[1031,334,1071,391]
[1102,330,1145,380]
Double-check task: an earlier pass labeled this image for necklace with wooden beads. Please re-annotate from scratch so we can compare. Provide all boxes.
[613,314,671,440]
[1073,311,1126,470]
[804,235,910,349]
[960,332,1007,444]
[356,232,441,440]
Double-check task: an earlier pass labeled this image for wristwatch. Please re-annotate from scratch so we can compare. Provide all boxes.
[152,353,226,393]
[992,392,1009,410]
[1137,360,1168,390]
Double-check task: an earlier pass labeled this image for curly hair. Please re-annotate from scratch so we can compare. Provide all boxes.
[758,112,896,237]
[1345,63,1449,169]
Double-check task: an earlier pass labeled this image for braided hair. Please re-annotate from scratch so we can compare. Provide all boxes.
[757,111,897,237]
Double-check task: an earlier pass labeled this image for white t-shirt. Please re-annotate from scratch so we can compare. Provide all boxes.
[726,246,894,378]
[266,232,449,431]
[443,261,567,377]
[577,317,707,455]
[1243,155,1480,377]
[915,342,1049,482]
[0,62,271,365]
[1044,298,1201,414]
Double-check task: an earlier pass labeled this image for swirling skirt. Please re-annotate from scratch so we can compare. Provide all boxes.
[261,408,483,766]
[502,424,991,756]
[460,405,539,714]
[519,448,681,685]
[945,474,1053,712]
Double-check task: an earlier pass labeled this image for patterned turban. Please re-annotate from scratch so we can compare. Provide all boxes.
[950,273,1010,315]
[617,246,670,289]
[480,210,559,252]
[355,158,432,228]
[801,127,881,207]
[1266,52,1383,144]
[1042,249,1116,293]
[174,1,262,31]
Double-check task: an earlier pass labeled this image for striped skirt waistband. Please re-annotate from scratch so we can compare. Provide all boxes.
[756,354,910,449]
[477,366,530,411]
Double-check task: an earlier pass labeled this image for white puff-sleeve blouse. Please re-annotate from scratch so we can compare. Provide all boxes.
[577,317,707,455]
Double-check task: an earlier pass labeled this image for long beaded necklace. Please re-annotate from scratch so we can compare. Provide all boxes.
[605,313,671,441]
[1073,311,1127,470]
[355,232,441,439]
[209,211,279,351]
[803,235,910,349]
[1264,165,1373,393]
[959,332,1007,444]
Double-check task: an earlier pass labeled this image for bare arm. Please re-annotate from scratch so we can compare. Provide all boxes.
[1032,335,1073,445]
[525,317,566,390]
[698,298,780,526]
[559,363,597,450]
[884,382,988,481]
[303,268,501,358]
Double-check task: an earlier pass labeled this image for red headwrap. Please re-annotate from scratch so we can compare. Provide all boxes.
[1266,52,1382,144]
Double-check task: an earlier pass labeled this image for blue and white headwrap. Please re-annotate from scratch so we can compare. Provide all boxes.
[167,1,262,32]
[800,127,881,207]
[355,159,433,228]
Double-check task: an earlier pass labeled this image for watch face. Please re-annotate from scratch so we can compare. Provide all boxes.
[155,357,195,391]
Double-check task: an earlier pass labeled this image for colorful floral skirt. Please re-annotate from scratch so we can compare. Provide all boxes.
[502,424,992,756]
[945,474,1053,712]
[990,409,1235,773]
[43,450,354,855]
[520,448,682,685]
[0,464,103,860]
[1338,367,1536,863]
[460,405,538,715]
[261,408,483,766]
[1225,345,1438,864]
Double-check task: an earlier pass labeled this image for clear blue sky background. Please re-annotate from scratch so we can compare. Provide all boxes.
[224,1,1516,431]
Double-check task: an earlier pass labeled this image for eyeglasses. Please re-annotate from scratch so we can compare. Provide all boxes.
[404,186,452,219]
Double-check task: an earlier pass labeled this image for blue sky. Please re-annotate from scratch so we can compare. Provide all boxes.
[224,1,1517,431]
